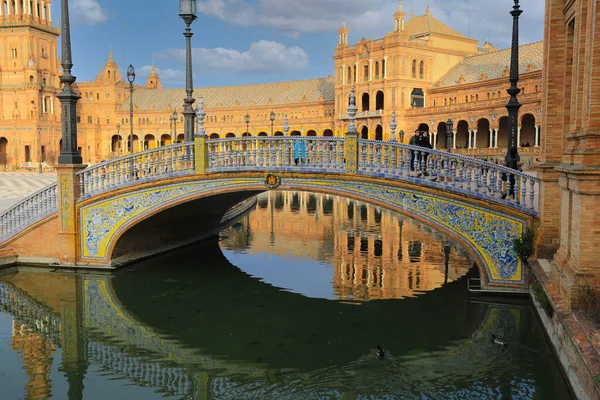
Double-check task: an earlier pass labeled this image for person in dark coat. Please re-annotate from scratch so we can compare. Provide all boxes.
[409,130,420,171]
[418,130,432,173]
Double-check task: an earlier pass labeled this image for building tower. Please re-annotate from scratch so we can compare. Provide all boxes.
[146,63,162,89]
[394,0,406,32]
[0,0,61,166]
[338,17,348,46]
[102,48,121,82]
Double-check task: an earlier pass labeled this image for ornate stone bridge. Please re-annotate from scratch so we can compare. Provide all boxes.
[0,134,539,287]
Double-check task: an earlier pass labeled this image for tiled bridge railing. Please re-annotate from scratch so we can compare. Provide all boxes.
[0,137,540,245]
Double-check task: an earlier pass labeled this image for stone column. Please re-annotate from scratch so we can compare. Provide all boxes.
[535,125,540,147]
[56,164,87,265]
[383,56,388,78]
[468,131,472,149]
[452,130,457,149]
[489,130,493,148]
[354,62,358,83]
[369,59,373,81]
[473,131,478,149]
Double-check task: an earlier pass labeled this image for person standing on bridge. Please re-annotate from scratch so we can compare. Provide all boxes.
[409,130,420,171]
[418,130,432,175]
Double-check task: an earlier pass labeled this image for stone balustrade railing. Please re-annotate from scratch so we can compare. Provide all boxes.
[0,183,57,243]
[207,136,346,174]
[207,137,540,213]
[77,143,196,200]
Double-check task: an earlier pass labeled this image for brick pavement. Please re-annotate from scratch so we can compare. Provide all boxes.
[0,172,57,213]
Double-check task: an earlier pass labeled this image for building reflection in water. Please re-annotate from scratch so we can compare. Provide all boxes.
[221,191,474,300]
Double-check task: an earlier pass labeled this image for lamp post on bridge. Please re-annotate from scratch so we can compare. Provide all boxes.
[57,0,82,165]
[196,96,207,138]
[270,111,275,136]
[179,0,197,142]
[283,114,290,136]
[127,65,135,153]
[505,0,522,170]
[389,112,397,142]
[446,118,454,152]
[245,114,250,135]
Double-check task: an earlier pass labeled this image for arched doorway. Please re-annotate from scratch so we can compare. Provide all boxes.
[144,134,156,150]
[160,134,171,147]
[177,134,184,143]
[226,132,236,138]
[361,93,370,112]
[258,132,268,137]
[210,133,220,139]
[274,131,284,136]
[476,119,490,149]
[111,135,122,153]
[360,126,369,140]
[456,120,469,149]
[242,132,252,137]
[307,130,317,136]
[520,114,536,147]
[291,131,301,136]
[0,137,8,167]
[323,129,334,137]
[436,122,447,149]
[497,117,509,148]
[375,125,383,141]
[375,91,384,110]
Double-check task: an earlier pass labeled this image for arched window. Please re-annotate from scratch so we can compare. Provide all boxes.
[412,59,417,78]
[419,60,424,79]
[108,71,111,79]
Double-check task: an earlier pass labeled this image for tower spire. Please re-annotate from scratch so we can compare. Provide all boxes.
[394,1,407,32]
[338,17,349,46]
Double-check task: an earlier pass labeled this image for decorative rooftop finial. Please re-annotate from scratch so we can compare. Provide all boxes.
[283,114,290,136]
[390,112,397,142]
[341,16,346,28]
[410,8,415,18]
[426,5,430,15]
[347,88,358,134]
[195,95,207,138]
[397,0,403,12]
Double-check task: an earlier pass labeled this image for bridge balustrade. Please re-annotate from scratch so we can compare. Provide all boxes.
[0,184,57,243]
[207,136,346,173]
[77,143,196,200]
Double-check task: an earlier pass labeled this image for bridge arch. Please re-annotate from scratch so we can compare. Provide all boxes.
[77,175,528,286]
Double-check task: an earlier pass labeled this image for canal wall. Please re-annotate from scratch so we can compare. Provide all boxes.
[531,259,600,400]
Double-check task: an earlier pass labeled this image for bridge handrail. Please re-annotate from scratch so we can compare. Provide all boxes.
[357,139,540,212]
[0,182,58,243]
[76,143,196,200]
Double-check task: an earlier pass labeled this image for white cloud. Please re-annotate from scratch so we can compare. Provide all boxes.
[72,0,109,26]
[196,0,545,48]
[153,40,309,75]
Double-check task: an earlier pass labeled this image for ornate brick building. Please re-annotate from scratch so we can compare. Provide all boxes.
[0,0,542,168]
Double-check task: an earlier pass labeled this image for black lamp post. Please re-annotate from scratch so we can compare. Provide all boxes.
[179,0,197,142]
[446,118,454,152]
[270,111,275,136]
[505,0,522,170]
[57,0,82,165]
[245,114,250,135]
[127,64,135,153]
[116,123,121,157]
[171,111,179,142]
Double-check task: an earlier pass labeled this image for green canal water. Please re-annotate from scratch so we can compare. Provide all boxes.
[0,192,573,399]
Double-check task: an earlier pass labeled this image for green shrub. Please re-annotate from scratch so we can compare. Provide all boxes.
[533,283,554,318]
[513,227,535,262]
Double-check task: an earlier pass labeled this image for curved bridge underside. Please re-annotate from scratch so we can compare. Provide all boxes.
[79,174,530,286]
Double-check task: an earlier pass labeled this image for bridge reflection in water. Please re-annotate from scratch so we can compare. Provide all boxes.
[0,192,573,399]
[221,191,473,300]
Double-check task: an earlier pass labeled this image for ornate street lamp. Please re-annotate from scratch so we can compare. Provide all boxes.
[347,88,358,135]
[446,118,454,152]
[116,123,121,157]
[245,113,250,135]
[127,64,135,153]
[270,111,276,136]
[171,110,179,143]
[57,0,82,165]
[505,0,522,170]
[179,0,197,142]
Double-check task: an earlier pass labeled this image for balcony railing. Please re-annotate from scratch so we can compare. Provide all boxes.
[339,110,384,119]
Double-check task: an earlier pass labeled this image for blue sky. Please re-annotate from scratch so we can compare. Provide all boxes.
[52,0,545,88]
